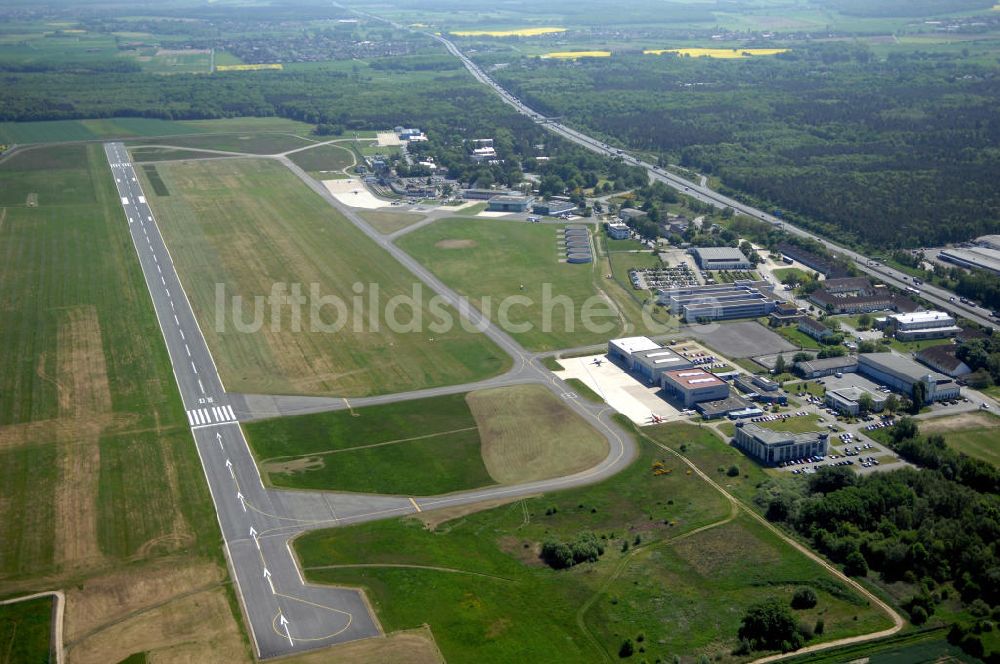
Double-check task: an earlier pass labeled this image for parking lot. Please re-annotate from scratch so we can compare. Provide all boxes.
[687,320,798,359]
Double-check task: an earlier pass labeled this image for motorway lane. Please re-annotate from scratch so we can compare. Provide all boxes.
[430,34,996,330]
[104,143,381,659]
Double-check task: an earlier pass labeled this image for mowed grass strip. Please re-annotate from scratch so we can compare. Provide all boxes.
[296,423,891,662]
[145,158,509,397]
[131,132,313,155]
[359,209,426,235]
[246,393,494,495]
[467,384,608,484]
[0,144,219,579]
[398,218,625,351]
[0,596,52,664]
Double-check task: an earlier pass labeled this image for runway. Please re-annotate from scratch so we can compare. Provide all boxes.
[104,142,639,658]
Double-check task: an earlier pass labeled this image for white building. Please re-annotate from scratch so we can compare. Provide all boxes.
[888,310,960,341]
[606,222,630,240]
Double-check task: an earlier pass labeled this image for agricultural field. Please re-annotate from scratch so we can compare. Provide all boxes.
[541,51,611,59]
[0,596,52,664]
[0,144,244,659]
[450,27,566,37]
[143,158,509,397]
[296,423,891,663]
[245,385,607,494]
[644,47,788,58]
[919,411,1000,466]
[399,217,652,351]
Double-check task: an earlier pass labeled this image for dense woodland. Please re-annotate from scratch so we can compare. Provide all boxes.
[490,44,1000,250]
[761,443,1000,662]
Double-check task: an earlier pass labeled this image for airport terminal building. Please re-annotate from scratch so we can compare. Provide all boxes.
[733,422,829,466]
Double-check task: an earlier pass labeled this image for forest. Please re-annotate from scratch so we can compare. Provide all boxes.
[489,43,1000,250]
[761,442,1000,662]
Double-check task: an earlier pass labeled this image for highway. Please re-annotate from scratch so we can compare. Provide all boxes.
[103,142,640,658]
[430,33,997,331]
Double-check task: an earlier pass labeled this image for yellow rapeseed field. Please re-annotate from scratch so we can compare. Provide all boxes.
[541,50,612,59]
[215,63,283,71]
[451,27,566,37]
[644,47,788,58]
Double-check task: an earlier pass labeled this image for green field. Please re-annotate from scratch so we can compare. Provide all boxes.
[246,393,492,495]
[0,144,221,599]
[399,218,647,351]
[359,209,427,235]
[129,147,223,162]
[775,325,823,350]
[131,132,315,155]
[0,117,318,145]
[286,142,357,175]
[772,267,812,284]
[143,158,509,397]
[920,412,1000,466]
[0,596,52,664]
[246,385,608,494]
[296,423,891,662]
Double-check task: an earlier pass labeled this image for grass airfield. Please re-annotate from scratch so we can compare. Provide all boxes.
[141,157,510,397]
[246,385,608,495]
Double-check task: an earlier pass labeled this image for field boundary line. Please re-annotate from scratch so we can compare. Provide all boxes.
[0,590,65,664]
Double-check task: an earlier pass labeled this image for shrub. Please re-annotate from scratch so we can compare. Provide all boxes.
[791,587,818,610]
[619,638,634,658]
[727,464,741,477]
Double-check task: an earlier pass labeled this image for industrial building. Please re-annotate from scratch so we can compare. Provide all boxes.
[631,348,694,384]
[938,245,1000,276]
[657,283,775,322]
[807,278,897,314]
[776,242,850,278]
[462,188,515,200]
[660,368,730,407]
[734,374,787,404]
[608,337,662,367]
[690,247,752,271]
[886,311,960,341]
[857,352,960,402]
[825,386,888,416]
[915,345,971,378]
[733,423,829,466]
[533,200,577,217]
[795,355,858,379]
[486,195,534,213]
[606,222,630,240]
